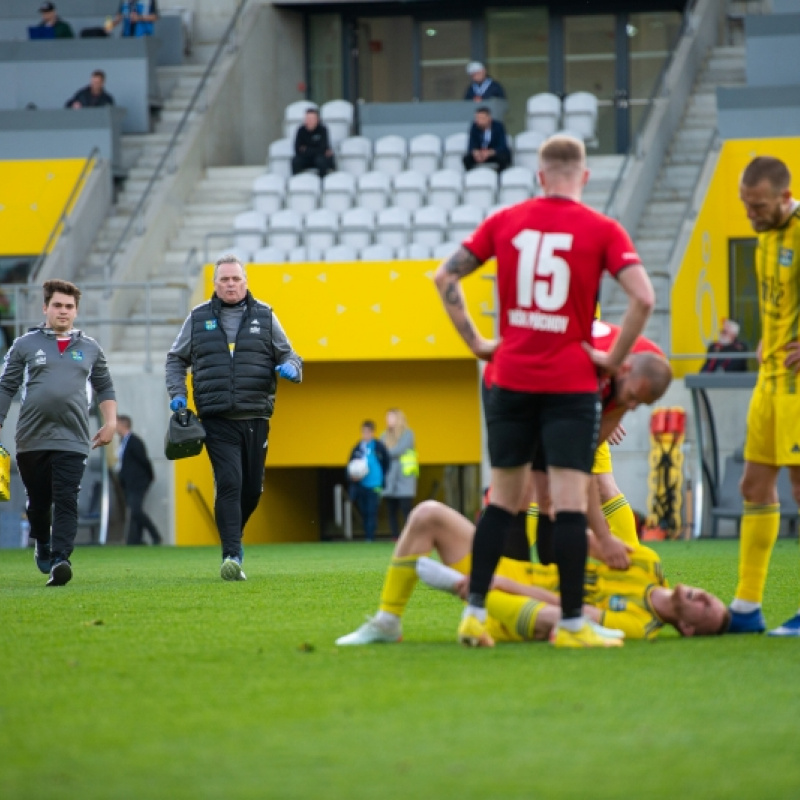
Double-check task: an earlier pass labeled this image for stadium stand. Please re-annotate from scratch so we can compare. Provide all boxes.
[320,99,354,148]
[498,166,535,205]
[563,91,599,144]
[252,173,286,216]
[512,130,545,173]
[233,210,266,258]
[360,243,394,262]
[443,131,469,173]
[267,208,303,252]
[321,171,357,213]
[428,169,462,211]
[462,167,498,210]
[449,204,484,241]
[339,207,375,249]
[283,99,316,141]
[412,205,447,248]
[252,245,287,264]
[267,138,294,179]
[375,206,412,248]
[286,172,321,214]
[393,170,427,211]
[357,171,392,212]
[287,245,322,263]
[526,92,562,136]
[304,208,339,251]
[324,243,357,262]
[407,133,443,176]
[372,135,407,176]
[337,136,372,177]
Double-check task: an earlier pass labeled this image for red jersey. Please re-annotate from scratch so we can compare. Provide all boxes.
[463,197,640,393]
[592,319,664,412]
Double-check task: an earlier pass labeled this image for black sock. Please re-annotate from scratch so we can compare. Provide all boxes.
[502,512,531,561]
[536,514,555,565]
[553,511,588,620]
[468,504,515,607]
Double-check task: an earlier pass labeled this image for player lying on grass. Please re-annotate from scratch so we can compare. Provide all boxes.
[335,498,730,647]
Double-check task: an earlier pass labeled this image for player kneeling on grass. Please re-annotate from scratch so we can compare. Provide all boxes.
[336,499,730,647]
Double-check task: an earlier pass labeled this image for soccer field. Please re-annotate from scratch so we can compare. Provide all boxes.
[1,540,799,800]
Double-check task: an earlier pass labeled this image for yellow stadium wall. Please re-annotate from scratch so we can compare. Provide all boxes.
[173,260,492,544]
[0,160,89,255]
[671,138,800,376]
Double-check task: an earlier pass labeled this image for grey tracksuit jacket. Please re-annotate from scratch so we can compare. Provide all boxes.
[0,327,116,455]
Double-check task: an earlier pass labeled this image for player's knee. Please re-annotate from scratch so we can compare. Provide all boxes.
[407,500,445,532]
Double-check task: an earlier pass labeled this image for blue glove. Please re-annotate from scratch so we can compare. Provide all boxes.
[170,395,187,412]
[275,363,299,382]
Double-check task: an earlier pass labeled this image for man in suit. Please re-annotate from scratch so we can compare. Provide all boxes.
[463,106,511,173]
[116,415,161,545]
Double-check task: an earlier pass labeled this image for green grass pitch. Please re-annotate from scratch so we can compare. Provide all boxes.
[1,539,799,799]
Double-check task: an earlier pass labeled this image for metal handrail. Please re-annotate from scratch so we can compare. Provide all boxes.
[102,0,250,287]
[29,147,101,284]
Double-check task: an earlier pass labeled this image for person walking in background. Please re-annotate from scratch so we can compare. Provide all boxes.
[381,409,418,541]
[0,279,116,587]
[65,70,115,109]
[116,415,161,546]
[728,156,800,636]
[463,62,506,102]
[463,106,511,173]
[700,318,748,373]
[292,107,336,178]
[166,255,302,581]
[347,420,390,542]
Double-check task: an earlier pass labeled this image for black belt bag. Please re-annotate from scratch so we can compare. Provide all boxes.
[164,408,206,460]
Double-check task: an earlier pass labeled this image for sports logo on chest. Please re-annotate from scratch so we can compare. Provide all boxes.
[779,248,794,267]
[608,595,627,612]
[34,348,46,366]
[71,350,84,361]
[248,319,261,335]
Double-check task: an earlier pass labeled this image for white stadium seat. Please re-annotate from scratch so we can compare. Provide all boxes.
[563,91,599,143]
[339,207,375,250]
[357,171,392,212]
[427,169,462,211]
[407,133,442,176]
[321,171,356,214]
[252,173,286,216]
[498,166,535,206]
[324,244,358,262]
[286,172,322,214]
[283,99,316,141]
[375,206,411,248]
[360,243,395,262]
[513,130,545,174]
[443,131,469,173]
[397,242,432,260]
[432,240,462,260]
[268,209,303,252]
[233,210,267,258]
[412,205,447,248]
[287,245,322,263]
[392,170,427,211]
[267,138,294,179]
[449,204,484,241]
[304,208,339,251]
[526,92,562,137]
[338,136,372,177]
[320,99,354,148]
[252,245,287,264]
[372,135,407,176]
[462,167,498,210]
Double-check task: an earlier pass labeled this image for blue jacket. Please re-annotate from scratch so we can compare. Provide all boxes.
[348,439,390,490]
[467,119,509,154]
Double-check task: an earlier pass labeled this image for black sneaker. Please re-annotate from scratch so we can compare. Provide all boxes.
[33,539,52,575]
[46,559,72,587]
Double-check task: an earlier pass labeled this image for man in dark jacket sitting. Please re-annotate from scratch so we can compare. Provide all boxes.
[292,107,336,177]
[463,106,511,173]
[65,70,115,109]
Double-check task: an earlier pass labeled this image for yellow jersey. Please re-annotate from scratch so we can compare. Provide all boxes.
[756,204,800,394]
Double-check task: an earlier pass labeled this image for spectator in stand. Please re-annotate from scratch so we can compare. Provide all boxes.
[107,1,160,37]
[464,62,506,102]
[65,71,115,109]
[292,107,336,178]
[347,421,390,542]
[701,318,748,373]
[463,106,511,173]
[33,2,74,38]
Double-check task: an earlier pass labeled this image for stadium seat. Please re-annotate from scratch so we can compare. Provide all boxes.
[412,205,447,248]
[486,203,511,218]
[513,130,545,174]
[397,242,432,260]
[252,173,286,216]
[358,171,392,212]
[443,131,469,173]
[563,91,599,143]
[375,206,412,248]
[283,99,317,141]
[338,136,373,177]
[268,138,294,179]
[304,208,339,251]
[339,207,375,250]
[432,240,462,260]
[320,99,354,148]
[372,135,407,176]
[233,210,267,258]
[554,128,588,144]
[268,208,303,252]
[325,244,358,262]
[287,245,322,263]
[498,166,535,206]
[392,170,427,211]
[321,171,356,214]
[407,134,442,176]
[462,167,498,210]
[427,169,462,212]
[526,92,562,137]
[360,243,395,262]
[252,245,287,264]
[286,172,321,214]
[449,204,484,241]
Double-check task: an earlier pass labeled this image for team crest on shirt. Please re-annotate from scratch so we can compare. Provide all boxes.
[34,349,46,365]
[609,595,627,612]
[205,320,217,330]
[779,248,794,267]
[71,350,84,361]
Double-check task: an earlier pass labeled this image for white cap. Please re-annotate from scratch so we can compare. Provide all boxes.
[466,61,485,76]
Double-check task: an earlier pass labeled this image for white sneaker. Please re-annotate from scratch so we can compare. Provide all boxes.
[588,620,625,639]
[336,616,402,646]
[220,557,247,582]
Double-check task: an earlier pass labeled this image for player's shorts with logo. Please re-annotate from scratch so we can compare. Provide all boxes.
[485,387,600,472]
[744,385,800,466]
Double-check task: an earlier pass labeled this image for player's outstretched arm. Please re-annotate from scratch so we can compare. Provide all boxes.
[604,264,655,372]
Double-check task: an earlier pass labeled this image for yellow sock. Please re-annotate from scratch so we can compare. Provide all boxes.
[602,493,639,548]
[735,502,780,603]
[378,555,422,616]
[527,502,539,548]
[486,590,544,641]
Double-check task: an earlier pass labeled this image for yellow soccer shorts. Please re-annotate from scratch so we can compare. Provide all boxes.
[744,386,800,466]
[592,441,612,475]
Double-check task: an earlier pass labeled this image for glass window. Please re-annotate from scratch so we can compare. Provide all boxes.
[486,7,548,136]
[357,17,414,103]
[420,20,472,101]
[729,237,759,367]
[308,15,343,105]
[564,15,616,153]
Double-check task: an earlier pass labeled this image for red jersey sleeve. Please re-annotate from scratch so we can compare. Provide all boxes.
[462,212,500,265]
[603,219,641,279]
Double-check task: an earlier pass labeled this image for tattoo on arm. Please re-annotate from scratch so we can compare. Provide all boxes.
[443,282,464,310]
[444,247,480,278]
